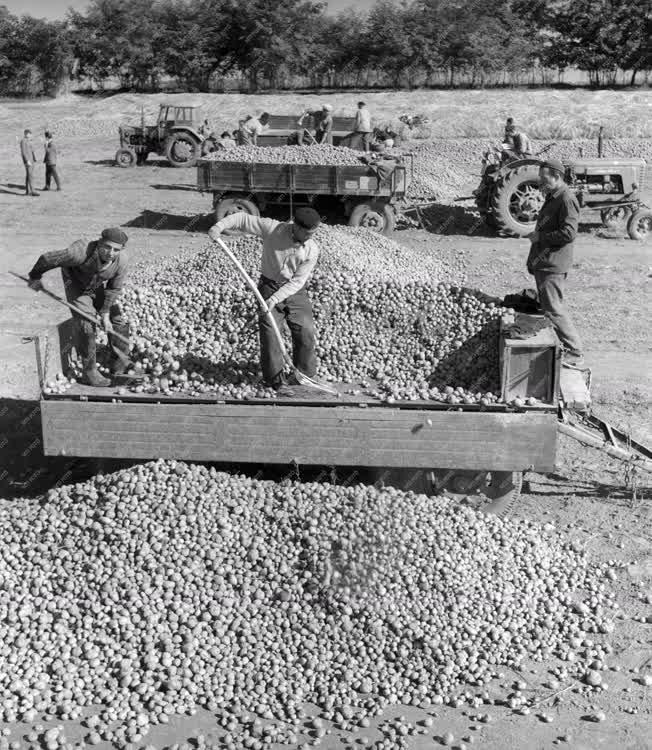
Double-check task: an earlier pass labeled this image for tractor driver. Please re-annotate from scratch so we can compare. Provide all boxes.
[208,207,322,389]
[27,228,131,387]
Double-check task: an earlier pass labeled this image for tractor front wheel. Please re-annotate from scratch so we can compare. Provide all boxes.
[115,148,136,168]
[349,201,395,235]
[491,163,545,237]
[627,207,652,240]
[166,134,200,167]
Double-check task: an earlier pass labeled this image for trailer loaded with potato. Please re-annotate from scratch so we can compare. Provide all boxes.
[196,147,413,235]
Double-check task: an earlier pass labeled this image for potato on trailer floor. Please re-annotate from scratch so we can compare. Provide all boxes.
[35,313,568,515]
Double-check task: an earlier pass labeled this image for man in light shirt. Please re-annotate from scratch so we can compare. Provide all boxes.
[353,101,372,152]
[238,112,270,145]
[208,207,321,389]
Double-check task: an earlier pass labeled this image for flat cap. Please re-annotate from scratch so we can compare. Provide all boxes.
[101,227,128,246]
[293,207,321,230]
[540,158,565,175]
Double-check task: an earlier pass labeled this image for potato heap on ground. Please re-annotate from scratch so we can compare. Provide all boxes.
[122,227,503,402]
[0,460,616,746]
[202,144,365,166]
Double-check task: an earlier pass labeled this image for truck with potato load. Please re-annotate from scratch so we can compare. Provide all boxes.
[196,151,413,235]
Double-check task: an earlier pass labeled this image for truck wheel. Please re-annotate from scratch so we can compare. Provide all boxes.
[481,471,523,518]
[627,208,652,240]
[115,148,136,168]
[600,205,631,229]
[349,201,395,235]
[166,134,200,167]
[216,195,260,222]
[491,163,544,237]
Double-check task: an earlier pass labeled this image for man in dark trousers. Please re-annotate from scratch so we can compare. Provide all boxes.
[20,129,38,197]
[27,228,131,386]
[208,207,321,389]
[42,131,61,191]
[527,159,584,368]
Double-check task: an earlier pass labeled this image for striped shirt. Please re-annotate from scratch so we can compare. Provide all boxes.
[211,214,319,303]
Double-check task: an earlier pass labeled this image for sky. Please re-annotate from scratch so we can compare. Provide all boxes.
[2,0,375,20]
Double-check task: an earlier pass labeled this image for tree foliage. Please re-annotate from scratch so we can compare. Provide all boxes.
[0,0,649,95]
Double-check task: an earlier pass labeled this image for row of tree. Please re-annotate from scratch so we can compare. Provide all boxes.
[0,0,650,95]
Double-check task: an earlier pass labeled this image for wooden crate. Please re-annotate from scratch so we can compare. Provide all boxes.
[500,314,560,404]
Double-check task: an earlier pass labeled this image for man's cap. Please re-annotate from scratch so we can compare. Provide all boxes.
[101,227,128,247]
[540,159,565,175]
[322,103,333,111]
[293,207,321,230]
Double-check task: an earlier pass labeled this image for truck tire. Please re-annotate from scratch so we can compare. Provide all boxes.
[166,134,200,167]
[600,205,631,229]
[491,164,545,237]
[349,201,395,235]
[115,148,136,168]
[627,207,652,240]
[215,194,260,223]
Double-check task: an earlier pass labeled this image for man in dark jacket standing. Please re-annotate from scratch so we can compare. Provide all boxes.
[27,228,131,387]
[43,131,61,191]
[527,159,584,367]
[20,129,38,197]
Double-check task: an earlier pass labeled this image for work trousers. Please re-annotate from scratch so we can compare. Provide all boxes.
[258,276,317,386]
[351,132,371,152]
[534,270,583,356]
[24,164,36,195]
[44,164,61,190]
[61,268,130,373]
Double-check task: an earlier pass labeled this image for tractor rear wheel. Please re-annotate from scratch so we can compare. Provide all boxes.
[349,201,395,235]
[627,208,652,240]
[166,134,200,167]
[215,194,260,223]
[491,163,544,237]
[115,148,136,168]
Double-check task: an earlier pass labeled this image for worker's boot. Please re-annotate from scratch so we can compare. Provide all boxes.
[77,320,111,387]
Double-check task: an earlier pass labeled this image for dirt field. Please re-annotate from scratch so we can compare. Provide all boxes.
[0,98,651,749]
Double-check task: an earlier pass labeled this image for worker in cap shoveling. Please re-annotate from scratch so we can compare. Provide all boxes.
[297,104,334,145]
[209,208,321,389]
[527,159,584,368]
[27,228,131,387]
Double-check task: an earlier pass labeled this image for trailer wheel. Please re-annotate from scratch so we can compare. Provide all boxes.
[215,194,260,222]
[115,148,136,168]
[481,471,523,517]
[349,201,395,235]
[627,207,652,240]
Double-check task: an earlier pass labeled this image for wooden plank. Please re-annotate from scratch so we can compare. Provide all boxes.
[41,401,557,470]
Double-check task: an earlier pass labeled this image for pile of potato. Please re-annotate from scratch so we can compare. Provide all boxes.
[122,228,503,402]
[0,460,617,746]
[202,144,366,166]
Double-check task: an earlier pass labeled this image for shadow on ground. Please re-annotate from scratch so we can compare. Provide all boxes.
[400,203,497,237]
[151,183,199,192]
[123,209,214,232]
[0,183,29,195]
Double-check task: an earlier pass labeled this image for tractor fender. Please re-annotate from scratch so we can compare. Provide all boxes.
[496,158,544,180]
[168,126,202,141]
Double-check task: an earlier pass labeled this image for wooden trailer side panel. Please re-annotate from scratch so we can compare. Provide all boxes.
[41,401,557,471]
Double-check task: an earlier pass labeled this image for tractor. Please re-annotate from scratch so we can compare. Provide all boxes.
[474,142,651,240]
[115,103,217,168]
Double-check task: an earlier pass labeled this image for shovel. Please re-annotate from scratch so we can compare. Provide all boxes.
[214,237,338,396]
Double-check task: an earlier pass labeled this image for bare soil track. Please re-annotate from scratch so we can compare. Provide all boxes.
[0,126,650,749]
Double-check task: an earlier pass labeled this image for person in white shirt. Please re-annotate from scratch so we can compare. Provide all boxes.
[209,207,321,388]
[353,101,372,152]
[238,113,270,145]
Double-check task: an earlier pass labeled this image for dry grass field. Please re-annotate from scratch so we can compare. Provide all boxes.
[0,88,650,749]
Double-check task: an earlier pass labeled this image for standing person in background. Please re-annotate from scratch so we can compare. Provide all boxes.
[20,129,38,197]
[503,117,516,148]
[43,131,61,191]
[239,113,270,145]
[353,101,372,152]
